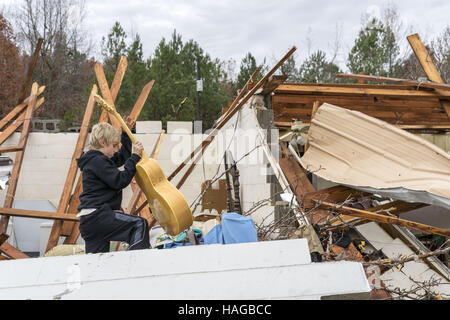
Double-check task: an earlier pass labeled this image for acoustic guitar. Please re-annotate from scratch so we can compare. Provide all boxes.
[94,94,193,236]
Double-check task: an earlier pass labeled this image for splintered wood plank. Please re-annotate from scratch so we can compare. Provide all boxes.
[328,200,430,231]
[62,179,82,244]
[317,201,450,237]
[336,73,450,91]
[0,83,39,234]
[279,157,316,196]
[0,86,45,131]
[407,34,444,83]
[95,62,122,129]
[110,56,128,101]
[0,242,29,259]
[261,74,286,95]
[0,146,23,154]
[96,57,128,124]
[0,233,8,246]
[305,100,320,152]
[128,80,154,123]
[45,85,97,252]
[302,185,369,210]
[367,200,428,215]
[0,208,78,221]
[275,83,448,98]
[0,96,45,145]
[278,156,332,224]
[17,38,44,105]
[272,94,442,109]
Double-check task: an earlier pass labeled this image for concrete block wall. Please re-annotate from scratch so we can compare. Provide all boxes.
[0,104,277,237]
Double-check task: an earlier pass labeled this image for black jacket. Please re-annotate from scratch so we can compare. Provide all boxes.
[77,132,141,211]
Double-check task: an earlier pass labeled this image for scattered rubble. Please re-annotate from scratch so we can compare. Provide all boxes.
[0,33,448,300]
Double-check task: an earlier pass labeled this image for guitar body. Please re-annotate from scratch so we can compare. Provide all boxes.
[94,94,193,236]
[135,158,193,236]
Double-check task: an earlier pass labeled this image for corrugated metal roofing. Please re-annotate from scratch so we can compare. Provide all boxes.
[300,103,450,208]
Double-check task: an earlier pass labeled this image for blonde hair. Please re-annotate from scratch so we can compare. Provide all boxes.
[89,122,121,149]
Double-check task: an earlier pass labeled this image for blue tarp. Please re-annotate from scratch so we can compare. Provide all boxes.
[205,212,258,245]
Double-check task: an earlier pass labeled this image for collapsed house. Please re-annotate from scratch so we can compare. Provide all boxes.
[0,33,448,300]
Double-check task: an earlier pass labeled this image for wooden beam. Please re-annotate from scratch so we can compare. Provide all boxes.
[169,47,296,186]
[336,73,450,91]
[0,233,8,247]
[302,185,369,210]
[261,75,287,95]
[278,156,331,225]
[305,100,320,152]
[0,86,45,131]
[110,56,128,102]
[407,33,450,119]
[0,146,23,154]
[367,201,428,215]
[45,85,97,252]
[96,56,128,124]
[62,179,83,244]
[0,83,39,234]
[17,38,44,105]
[317,201,450,237]
[0,242,29,259]
[324,201,429,230]
[128,80,155,123]
[275,83,449,98]
[0,96,45,146]
[0,207,78,221]
[407,34,444,83]
[95,62,122,129]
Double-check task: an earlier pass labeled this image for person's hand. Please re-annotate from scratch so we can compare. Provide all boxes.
[125,116,134,130]
[132,141,144,156]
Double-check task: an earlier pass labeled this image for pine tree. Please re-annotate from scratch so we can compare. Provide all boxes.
[280,55,299,82]
[145,30,231,129]
[101,21,128,76]
[236,53,266,89]
[347,17,400,77]
[298,50,341,83]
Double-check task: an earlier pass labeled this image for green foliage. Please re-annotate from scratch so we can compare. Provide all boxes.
[347,17,401,77]
[236,53,266,89]
[117,33,150,115]
[280,55,299,82]
[298,50,341,83]
[144,30,231,129]
[101,21,127,75]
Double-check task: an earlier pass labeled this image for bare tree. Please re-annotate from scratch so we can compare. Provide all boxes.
[430,26,450,83]
[12,0,94,127]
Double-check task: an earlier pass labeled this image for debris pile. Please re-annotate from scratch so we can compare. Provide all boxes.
[0,33,448,300]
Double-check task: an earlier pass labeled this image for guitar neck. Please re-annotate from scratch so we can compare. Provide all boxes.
[109,110,149,160]
[112,111,136,143]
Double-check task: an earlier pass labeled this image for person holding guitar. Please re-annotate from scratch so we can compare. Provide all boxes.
[76,119,151,253]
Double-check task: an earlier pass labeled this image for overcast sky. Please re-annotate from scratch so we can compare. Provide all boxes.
[1,0,449,73]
